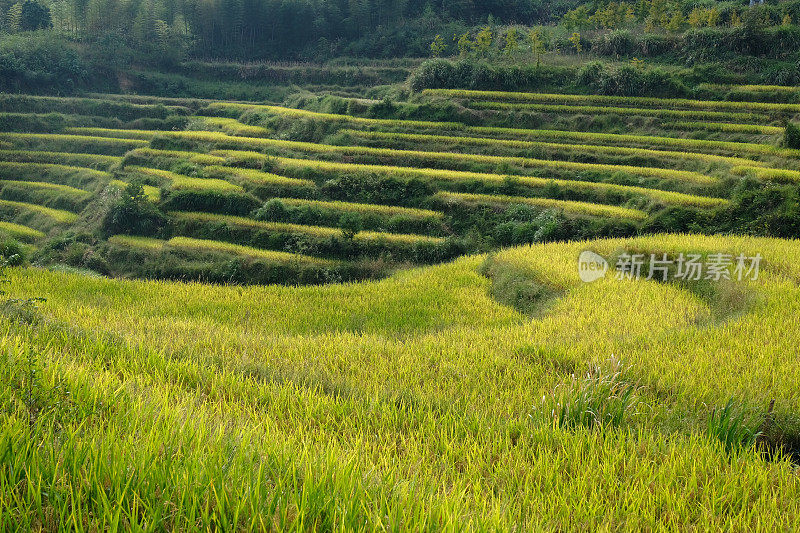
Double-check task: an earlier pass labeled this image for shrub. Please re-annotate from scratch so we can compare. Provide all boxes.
[784,121,800,149]
[102,182,166,237]
[0,237,26,266]
[0,33,87,94]
[339,212,363,240]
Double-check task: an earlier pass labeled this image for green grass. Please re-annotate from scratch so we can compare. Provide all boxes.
[343,129,766,169]
[164,131,717,185]
[0,180,91,200]
[0,199,78,223]
[0,220,45,241]
[171,211,445,244]
[468,100,771,123]
[275,198,443,220]
[125,166,244,193]
[425,88,800,114]
[109,180,162,201]
[436,191,648,220]
[167,236,334,264]
[0,150,121,170]
[216,152,728,208]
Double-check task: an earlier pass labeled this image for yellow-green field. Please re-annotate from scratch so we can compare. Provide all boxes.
[2,233,800,529]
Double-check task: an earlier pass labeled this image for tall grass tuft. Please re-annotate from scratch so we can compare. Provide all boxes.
[533,358,639,431]
[706,398,762,454]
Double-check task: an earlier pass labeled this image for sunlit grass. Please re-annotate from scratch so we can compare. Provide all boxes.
[2,233,800,528]
[344,128,765,169]
[171,211,445,244]
[125,165,244,193]
[436,191,647,220]
[0,220,45,241]
[425,88,800,113]
[0,199,78,223]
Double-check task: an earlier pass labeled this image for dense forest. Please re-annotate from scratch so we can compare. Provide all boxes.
[0,0,582,60]
[2,0,800,62]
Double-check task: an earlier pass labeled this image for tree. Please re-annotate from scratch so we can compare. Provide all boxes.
[561,5,592,30]
[688,8,704,28]
[102,182,166,237]
[707,8,721,27]
[339,213,362,240]
[474,25,493,57]
[6,3,23,32]
[454,31,472,56]
[529,28,546,68]
[783,14,792,26]
[730,11,742,27]
[430,34,445,57]
[19,1,51,30]
[665,10,684,33]
[504,28,519,55]
[784,121,800,149]
[569,31,582,54]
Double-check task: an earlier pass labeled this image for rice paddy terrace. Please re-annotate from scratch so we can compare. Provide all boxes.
[1,86,800,283]
[2,87,800,528]
[2,233,800,528]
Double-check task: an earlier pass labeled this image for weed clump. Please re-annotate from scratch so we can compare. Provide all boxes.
[532,358,639,431]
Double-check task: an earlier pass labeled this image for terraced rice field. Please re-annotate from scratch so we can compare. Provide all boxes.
[3,233,800,528]
[2,87,800,529]
[0,88,797,277]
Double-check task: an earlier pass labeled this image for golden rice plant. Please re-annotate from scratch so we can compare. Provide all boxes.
[209,149,268,166]
[171,211,444,244]
[4,233,800,530]
[264,154,728,208]
[660,122,784,135]
[436,191,647,220]
[107,234,166,250]
[168,131,716,184]
[64,127,158,140]
[125,166,244,193]
[0,132,148,152]
[167,236,333,264]
[204,102,462,129]
[0,220,45,241]
[192,117,272,137]
[276,198,443,219]
[731,166,800,183]
[0,199,78,223]
[699,83,800,93]
[203,165,316,188]
[468,101,768,123]
[0,150,121,170]
[343,129,765,169]
[0,180,90,200]
[126,148,227,166]
[464,126,797,159]
[0,162,111,182]
[423,88,800,113]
